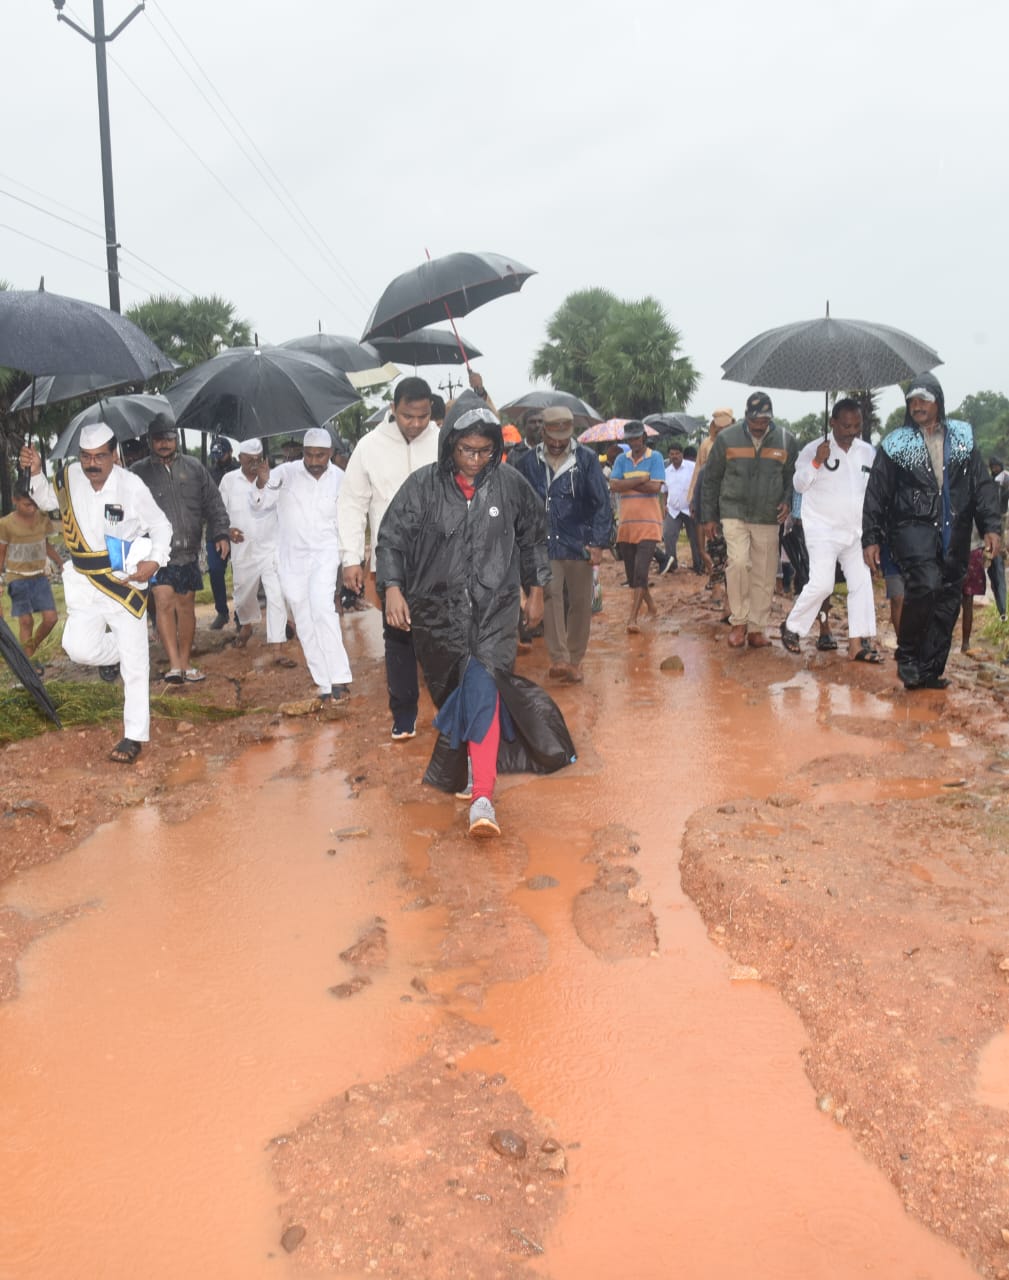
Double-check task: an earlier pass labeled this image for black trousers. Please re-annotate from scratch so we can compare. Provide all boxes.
[384,615,419,725]
[895,553,965,686]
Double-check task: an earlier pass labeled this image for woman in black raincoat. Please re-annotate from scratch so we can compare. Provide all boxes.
[376,392,575,837]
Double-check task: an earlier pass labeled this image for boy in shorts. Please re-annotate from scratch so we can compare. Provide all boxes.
[0,484,63,657]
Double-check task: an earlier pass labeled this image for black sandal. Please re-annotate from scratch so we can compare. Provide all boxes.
[779,622,802,654]
[852,641,884,664]
[816,633,838,651]
[110,737,142,764]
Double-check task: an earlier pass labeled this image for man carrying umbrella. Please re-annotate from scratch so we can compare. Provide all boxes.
[20,427,172,763]
[337,376,440,738]
[251,427,353,702]
[514,406,612,683]
[700,392,798,648]
[217,439,286,648]
[779,399,880,662]
[863,373,1001,690]
[131,416,233,684]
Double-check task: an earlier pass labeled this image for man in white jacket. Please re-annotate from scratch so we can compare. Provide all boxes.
[338,377,440,739]
[780,399,881,662]
[20,426,172,763]
[251,427,352,701]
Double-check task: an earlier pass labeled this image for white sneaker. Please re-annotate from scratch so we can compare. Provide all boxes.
[468,797,500,838]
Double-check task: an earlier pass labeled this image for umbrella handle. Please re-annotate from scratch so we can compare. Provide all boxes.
[424,247,472,372]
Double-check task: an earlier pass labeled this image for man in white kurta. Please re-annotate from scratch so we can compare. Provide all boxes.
[218,438,286,645]
[781,400,880,661]
[21,426,172,760]
[337,377,439,738]
[250,427,352,699]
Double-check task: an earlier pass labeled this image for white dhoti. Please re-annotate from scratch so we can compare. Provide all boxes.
[786,524,877,640]
[281,547,352,694]
[61,565,152,741]
[232,547,286,643]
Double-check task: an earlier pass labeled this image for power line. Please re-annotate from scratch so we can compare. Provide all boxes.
[0,218,148,293]
[0,170,104,233]
[102,49,362,329]
[145,0,373,314]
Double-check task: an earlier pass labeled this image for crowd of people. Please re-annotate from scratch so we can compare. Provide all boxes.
[6,369,1003,831]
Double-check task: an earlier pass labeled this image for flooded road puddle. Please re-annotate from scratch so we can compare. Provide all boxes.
[0,623,979,1278]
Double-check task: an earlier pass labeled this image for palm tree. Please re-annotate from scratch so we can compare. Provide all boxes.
[125,294,252,369]
[530,287,618,406]
[592,297,699,419]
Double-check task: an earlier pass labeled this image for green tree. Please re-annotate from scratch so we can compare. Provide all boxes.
[530,289,698,419]
[884,404,906,433]
[592,297,699,419]
[126,293,252,369]
[952,390,1009,455]
[529,287,618,407]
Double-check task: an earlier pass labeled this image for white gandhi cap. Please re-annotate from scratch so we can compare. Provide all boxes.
[302,427,332,448]
[79,423,115,450]
[239,437,263,456]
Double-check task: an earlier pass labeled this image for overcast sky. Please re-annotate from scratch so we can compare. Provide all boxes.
[3,0,1007,426]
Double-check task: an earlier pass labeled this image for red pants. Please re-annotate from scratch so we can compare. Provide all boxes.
[468,696,500,802]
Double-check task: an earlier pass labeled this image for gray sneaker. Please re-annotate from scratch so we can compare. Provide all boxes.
[468,797,500,839]
[455,759,474,800]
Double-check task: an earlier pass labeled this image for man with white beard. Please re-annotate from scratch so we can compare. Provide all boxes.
[20,425,171,763]
[217,438,286,647]
[250,427,352,701]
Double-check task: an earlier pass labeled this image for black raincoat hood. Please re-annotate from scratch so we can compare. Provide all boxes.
[440,391,504,477]
[904,371,946,426]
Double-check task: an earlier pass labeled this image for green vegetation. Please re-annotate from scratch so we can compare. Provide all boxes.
[530,288,699,420]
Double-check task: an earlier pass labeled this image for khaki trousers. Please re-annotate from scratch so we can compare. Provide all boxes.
[722,518,780,632]
[544,558,594,665]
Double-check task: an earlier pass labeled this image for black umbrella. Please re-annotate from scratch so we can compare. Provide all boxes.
[51,393,174,460]
[0,617,62,727]
[278,333,398,388]
[164,345,360,441]
[722,307,942,438]
[498,390,602,433]
[0,287,175,379]
[371,326,482,367]
[643,412,706,437]
[9,372,127,413]
[361,251,536,348]
[781,524,810,593]
[722,316,942,391]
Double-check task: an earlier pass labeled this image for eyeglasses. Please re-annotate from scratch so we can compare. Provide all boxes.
[455,444,494,460]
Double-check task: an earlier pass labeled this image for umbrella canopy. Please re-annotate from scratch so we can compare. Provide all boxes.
[0,617,61,727]
[577,418,659,444]
[721,316,942,392]
[278,333,399,388]
[362,251,536,342]
[9,372,127,413]
[364,404,390,428]
[500,390,603,433]
[370,327,482,367]
[164,346,360,441]
[0,288,174,380]
[52,393,174,460]
[643,412,706,437]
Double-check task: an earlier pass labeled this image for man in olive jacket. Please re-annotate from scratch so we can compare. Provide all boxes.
[700,391,798,648]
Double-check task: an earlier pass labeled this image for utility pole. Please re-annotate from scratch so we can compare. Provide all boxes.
[53,0,145,313]
[439,375,462,401]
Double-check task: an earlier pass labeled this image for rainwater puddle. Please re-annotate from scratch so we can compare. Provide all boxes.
[0,728,445,1280]
[976,1027,1009,1111]
[0,619,979,1279]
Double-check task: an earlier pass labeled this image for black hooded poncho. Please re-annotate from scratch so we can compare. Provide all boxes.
[376,392,576,793]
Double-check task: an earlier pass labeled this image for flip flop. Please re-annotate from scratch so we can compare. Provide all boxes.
[852,642,884,664]
[184,668,206,682]
[163,669,184,684]
[109,737,141,764]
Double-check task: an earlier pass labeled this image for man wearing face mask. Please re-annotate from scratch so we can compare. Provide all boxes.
[251,427,353,702]
[131,415,233,684]
[863,372,1001,690]
[217,438,286,648]
[20,427,171,764]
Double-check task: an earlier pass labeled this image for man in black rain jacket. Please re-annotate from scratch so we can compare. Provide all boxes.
[376,392,575,838]
[863,372,1001,689]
